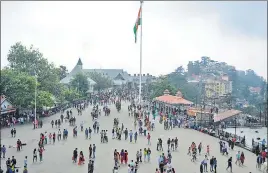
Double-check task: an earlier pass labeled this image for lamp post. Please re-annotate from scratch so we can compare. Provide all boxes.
[34,72,37,129]
[200,98,205,126]
[234,116,237,138]
[265,102,267,126]
[259,104,262,125]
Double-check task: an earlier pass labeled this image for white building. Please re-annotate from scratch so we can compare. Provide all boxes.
[60,58,156,90]
[60,58,96,93]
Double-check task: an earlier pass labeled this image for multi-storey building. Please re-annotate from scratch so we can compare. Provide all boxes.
[203,75,232,98]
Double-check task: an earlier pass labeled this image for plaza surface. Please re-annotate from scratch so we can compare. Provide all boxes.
[1,102,264,173]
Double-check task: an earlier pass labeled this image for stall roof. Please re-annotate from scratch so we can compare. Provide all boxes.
[214,109,242,122]
[155,95,193,105]
[1,95,16,115]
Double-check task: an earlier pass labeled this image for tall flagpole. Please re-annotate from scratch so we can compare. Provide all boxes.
[139,1,143,105]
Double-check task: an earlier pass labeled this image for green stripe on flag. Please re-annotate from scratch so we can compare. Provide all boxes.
[133,18,141,43]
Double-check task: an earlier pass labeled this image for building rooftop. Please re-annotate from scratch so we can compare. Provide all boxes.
[77,58,83,66]
[60,58,156,85]
[154,90,193,105]
[214,109,242,122]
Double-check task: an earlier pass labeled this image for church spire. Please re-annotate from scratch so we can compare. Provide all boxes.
[77,58,83,66]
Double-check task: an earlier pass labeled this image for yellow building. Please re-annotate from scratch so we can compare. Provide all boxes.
[204,78,232,98]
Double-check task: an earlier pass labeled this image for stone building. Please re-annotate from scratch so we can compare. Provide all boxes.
[60,58,156,91]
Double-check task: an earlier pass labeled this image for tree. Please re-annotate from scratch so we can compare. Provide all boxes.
[178,83,199,102]
[227,68,238,96]
[167,72,199,102]
[35,91,54,108]
[7,42,60,95]
[174,66,185,75]
[167,72,187,87]
[53,84,67,104]
[260,80,267,98]
[63,89,80,102]
[241,105,259,115]
[70,73,89,96]
[193,60,201,75]
[56,65,68,80]
[187,61,194,76]
[201,56,211,66]
[148,76,177,100]
[87,72,112,91]
[1,69,36,108]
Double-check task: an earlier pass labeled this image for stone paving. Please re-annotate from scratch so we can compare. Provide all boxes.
[1,102,263,173]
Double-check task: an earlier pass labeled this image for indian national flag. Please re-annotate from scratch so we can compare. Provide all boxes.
[133,5,142,43]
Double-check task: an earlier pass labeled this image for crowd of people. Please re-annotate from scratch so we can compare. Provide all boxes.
[0,90,267,173]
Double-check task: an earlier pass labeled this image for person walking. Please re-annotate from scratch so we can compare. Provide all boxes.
[147,133,151,145]
[226,157,232,173]
[33,149,37,163]
[92,144,96,159]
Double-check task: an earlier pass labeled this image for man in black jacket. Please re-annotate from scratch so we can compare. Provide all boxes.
[88,160,94,173]
[73,148,78,163]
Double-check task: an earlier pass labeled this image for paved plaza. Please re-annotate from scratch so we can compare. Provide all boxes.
[1,102,263,173]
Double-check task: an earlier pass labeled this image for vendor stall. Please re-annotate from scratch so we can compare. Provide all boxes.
[154,90,193,114]
[1,95,16,127]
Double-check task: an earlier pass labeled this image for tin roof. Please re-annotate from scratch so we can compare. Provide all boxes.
[213,109,242,122]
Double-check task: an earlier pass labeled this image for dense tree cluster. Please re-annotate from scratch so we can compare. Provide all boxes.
[148,76,177,100]
[1,42,114,110]
[1,42,76,109]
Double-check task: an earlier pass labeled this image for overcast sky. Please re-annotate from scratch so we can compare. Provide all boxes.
[1,1,267,78]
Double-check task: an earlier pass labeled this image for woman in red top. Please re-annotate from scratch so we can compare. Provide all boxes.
[124,150,128,164]
[41,134,45,142]
[206,145,210,156]
[38,147,43,162]
[78,151,84,165]
[120,149,124,164]
[262,150,266,163]
[49,133,52,144]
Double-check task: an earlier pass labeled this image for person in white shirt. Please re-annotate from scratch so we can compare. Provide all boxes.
[44,132,48,144]
[24,156,28,168]
[128,166,135,173]
[203,155,209,172]
[57,129,61,141]
[166,162,172,172]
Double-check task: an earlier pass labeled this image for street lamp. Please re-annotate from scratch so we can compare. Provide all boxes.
[234,116,237,138]
[34,72,38,129]
[259,103,262,125]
